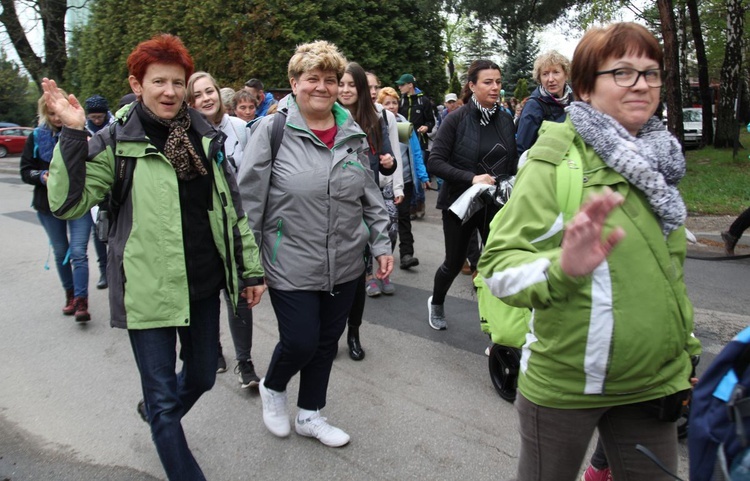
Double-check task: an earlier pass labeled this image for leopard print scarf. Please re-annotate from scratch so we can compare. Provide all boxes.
[141,102,207,181]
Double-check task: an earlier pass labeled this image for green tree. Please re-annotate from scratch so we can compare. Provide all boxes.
[502,29,539,95]
[72,0,447,105]
[0,51,36,125]
[514,78,529,101]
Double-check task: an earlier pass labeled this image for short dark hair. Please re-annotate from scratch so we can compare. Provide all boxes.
[244,78,264,90]
[571,22,663,99]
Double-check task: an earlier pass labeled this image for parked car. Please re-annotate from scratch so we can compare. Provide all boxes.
[0,127,34,157]
[0,122,20,128]
[682,108,704,147]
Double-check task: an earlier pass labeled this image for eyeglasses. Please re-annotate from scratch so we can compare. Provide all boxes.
[595,68,663,88]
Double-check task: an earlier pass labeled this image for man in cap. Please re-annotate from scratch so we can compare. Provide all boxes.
[396,74,436,220]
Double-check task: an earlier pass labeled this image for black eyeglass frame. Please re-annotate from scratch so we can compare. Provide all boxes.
[595,68,664,88]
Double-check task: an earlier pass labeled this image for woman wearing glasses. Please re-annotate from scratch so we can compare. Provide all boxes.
[479,23,700,480]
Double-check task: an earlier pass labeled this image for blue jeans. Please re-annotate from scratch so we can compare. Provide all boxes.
[37,211,92,297]
[128,294,220,481]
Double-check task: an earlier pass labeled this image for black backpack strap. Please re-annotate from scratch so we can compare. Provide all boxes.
[270,109,288,162]
[382,108,389,128]
[108,121,136,221]
[533,97,554,121]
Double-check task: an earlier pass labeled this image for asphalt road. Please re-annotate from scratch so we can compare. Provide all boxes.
[0,164,748,481]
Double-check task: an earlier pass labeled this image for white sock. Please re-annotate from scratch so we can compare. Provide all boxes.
[297,408,317,422]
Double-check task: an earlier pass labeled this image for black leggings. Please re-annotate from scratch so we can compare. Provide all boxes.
[431,205,498,305]
[729,206,750,239]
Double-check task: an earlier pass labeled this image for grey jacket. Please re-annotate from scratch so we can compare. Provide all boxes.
[238,95,391,291]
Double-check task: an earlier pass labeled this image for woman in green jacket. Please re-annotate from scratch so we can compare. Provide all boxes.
[43,34,264,481]
[479,23,700,481]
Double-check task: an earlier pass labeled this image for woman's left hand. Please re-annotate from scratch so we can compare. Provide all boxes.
[394,195,404,205]
[374,255,394,279]
[241,285,267,309]
[560,188,626,277]
[379,154,394,170]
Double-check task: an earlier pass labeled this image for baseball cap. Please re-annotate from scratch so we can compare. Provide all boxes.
[396,74,415,86]
[445,93,458,102]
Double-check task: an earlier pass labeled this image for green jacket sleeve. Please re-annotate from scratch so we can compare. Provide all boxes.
[47,127,113,219]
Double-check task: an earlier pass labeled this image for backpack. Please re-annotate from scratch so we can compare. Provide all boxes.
[476,121,582,401]
[689,326,750,480]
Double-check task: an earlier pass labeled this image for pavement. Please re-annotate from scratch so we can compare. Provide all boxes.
[1,153,749,481]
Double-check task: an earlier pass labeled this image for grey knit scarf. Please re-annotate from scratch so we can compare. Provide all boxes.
[566,101,686,236]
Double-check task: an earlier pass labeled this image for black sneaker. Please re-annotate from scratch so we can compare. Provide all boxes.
[217,354,227,373]
[137,399,148,423]
[235,359,260,388]
[399,254,419,270]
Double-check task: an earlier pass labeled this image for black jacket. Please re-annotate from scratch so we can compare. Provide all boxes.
[398,92,435,150]
[427,101,518,210]
[20,134,53,213]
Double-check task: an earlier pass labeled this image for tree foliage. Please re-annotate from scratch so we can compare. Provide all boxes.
[72,0,447,107]
[0,50,35,125]
[502,29,539,96]
[514,78,529,101]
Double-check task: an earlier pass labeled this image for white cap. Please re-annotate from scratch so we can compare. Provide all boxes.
[445,93,458,102]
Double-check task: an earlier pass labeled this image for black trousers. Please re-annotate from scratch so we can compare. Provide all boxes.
[264,278,358,410]
[431,205,498,305]
[397,181,416,257]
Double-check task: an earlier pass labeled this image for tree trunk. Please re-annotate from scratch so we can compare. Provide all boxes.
[714,0,744,148]
[686,0,714,145]
[678,2,691,107]
[658,0,684,145]
[0,0,44,90]
[0,0,68,92]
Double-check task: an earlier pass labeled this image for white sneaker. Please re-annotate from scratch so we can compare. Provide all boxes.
[295,411,350,447]
[259,378,290,437]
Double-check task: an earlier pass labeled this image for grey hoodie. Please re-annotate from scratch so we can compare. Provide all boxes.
[238,95,390,291]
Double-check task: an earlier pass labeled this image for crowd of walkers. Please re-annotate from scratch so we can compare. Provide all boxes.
[19,20,728,481]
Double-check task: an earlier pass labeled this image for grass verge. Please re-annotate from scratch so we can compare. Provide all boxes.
[680,129,750,215]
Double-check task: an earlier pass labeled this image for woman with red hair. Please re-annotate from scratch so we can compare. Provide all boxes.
[43,34,265,480]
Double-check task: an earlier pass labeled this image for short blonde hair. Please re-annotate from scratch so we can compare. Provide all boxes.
[288,40,347,81]
[533,50,571,84]
[376,87,400,104]
[37,91,66,130]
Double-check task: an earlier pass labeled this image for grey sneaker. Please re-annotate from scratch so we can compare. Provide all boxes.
[380,276,395,295]
[259,378,291,437]
[427,296,447,330]
[235,359,260,388]
[295,411,350,447]
[365,278,381,297]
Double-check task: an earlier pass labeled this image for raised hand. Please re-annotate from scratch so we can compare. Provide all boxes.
[560,188,626,277]
[41,78,86,130]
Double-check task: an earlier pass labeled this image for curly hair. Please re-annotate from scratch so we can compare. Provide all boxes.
[533,50,571,84]
[287,40,347,81]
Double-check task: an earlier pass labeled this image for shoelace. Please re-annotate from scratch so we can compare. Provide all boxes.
[265,389,287,415]
[304,415,335,436]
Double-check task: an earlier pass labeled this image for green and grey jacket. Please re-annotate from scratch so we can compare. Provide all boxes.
[47,105,264,330]
[479,118,701,409]
[238,96,390,292]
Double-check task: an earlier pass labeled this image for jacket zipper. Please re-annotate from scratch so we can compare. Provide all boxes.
[272,218,283,264]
